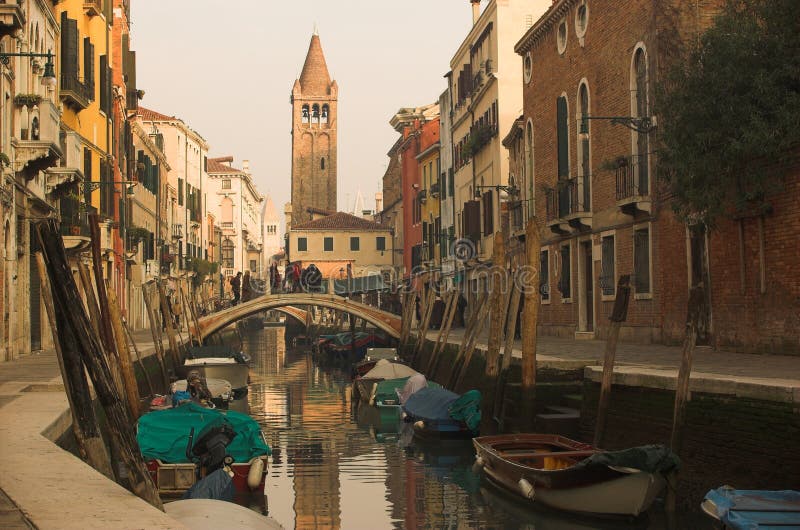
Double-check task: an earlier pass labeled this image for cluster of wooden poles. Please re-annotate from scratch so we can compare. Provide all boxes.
[397,218,708,510]
[33,215,209,510]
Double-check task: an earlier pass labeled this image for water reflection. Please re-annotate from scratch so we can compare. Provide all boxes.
[239,326,693,530]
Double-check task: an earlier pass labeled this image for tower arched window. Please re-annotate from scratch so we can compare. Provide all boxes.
[577,82,591,210]
[321,105,329,124]
[631,47,649,195]
[312,104,320,124]
[321,157,325,170]
[301,105,309,124]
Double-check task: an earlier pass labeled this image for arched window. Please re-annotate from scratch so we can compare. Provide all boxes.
[632,47,649,195]
[312,104,320,124]
[221,197,233,224]
[301,105,309,124]
[525,120,534,219]
[577,82,590,210]
[31,116,40,141]
[321,105,329,124]
[320,157,325,170]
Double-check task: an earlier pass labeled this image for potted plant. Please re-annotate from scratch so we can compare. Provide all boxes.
[14,94,42,107]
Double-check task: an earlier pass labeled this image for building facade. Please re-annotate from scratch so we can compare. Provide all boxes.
[290,31,337,226]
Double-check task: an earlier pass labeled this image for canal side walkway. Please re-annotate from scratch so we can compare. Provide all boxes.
[0,329,190,529]
[425,328,800,403]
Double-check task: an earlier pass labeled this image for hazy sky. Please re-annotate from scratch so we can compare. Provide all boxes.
[131,1,476,225]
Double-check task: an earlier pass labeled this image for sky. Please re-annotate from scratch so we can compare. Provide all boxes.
[130,1,477,229]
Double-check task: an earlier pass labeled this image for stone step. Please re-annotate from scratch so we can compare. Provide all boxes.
[535,410,581,439]
[545,405,580,416]
[562,393,583,410]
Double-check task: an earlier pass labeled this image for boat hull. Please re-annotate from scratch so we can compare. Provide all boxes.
[184,361,249,389]
[473,434,667,517]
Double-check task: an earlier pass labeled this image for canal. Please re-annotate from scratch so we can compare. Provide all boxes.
[236,325,696,529]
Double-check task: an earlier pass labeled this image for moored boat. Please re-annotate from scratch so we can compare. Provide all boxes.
[472,434,678,517]
[183,344,250,390]
[150,377,235,410]
[402,386,481,440]
[701,486,800,529]
[137,402,271,496]
[353,347,401,377]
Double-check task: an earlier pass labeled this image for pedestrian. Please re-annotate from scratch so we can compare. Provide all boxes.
[292,262,301,293]
[415,295,421,322]
[230,272,242,305]
[456,292,467,328]
[242,270,252,303]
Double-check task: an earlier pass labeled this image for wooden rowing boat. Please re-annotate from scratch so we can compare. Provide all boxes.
[473,434,676,517]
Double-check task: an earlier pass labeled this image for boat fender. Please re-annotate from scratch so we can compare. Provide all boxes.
[247,457,264,490]
[518,478,535,500]
[472,456,485,473]
[414,420,425,430]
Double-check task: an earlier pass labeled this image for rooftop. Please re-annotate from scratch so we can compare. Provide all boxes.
[292,211,388,232]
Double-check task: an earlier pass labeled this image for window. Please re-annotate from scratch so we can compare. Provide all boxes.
[178,178,184,206]
[249,260,257,272]
[482,190,494,236]
[312,104,320,124]
[557,96,569,178]
[376,236,386,251]
[575,2,589,40]
[557,18,568,54]
[634,226,651,294]
[523,52,532,84]
[324,237,333,252]
[540,250,550,301]
[577,83,591,210]
[321,104,329,124]
[350,236,360,251]
[600,235,615,297]
[297,237,307,252]
[222,179,231,189]
[559,244,572,300]
[221,238,234,268]
[321,157,325,170]
[632,47,649,195]
[301,105,309,124]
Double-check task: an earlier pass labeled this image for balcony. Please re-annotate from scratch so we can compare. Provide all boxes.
[429,181,440,198]
[60,74,92,111]
[0,1,25,40]
[417,189,427,204]
[83,0,101,16]
[46,130,84,196]
[615,155,651,215]
[59,199,94,254]
[12,99,62,179]
[172,223,183,239]
[545,177,592,234]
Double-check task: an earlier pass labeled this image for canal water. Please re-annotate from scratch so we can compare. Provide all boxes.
[237,325,696,530]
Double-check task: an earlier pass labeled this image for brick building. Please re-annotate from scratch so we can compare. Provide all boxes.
[290,31,338,226]
[513,0,798,353]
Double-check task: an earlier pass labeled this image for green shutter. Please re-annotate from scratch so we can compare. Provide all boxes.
[557,96,569,178]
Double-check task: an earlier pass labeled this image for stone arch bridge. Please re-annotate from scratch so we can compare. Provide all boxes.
[194,293,402,341]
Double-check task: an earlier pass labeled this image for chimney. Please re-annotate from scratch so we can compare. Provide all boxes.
[242,160,250,173]
[375,192,383,213]
[471,0,481,24]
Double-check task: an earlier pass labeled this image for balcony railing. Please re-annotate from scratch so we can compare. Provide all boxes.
[0,1,25,39]
[60,74,91,110]
[615,155,649,200]
[172,223,183,239]
[429,181,440,198]
[83,0,101,16]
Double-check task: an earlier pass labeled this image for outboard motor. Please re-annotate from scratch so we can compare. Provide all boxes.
[190,418,237,474]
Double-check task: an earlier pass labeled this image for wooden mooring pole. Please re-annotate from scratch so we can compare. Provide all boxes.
[35,251,114,479]
[38,220,162,509]
[156,280,181,368]
[520,218,540,430]
[142,282,169,388]
[107,285,141,419]
[122,317,155,397]
[593,275,631,447]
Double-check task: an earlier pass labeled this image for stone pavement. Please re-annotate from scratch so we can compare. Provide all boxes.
[0,328,190,530]
[427,327,800,402]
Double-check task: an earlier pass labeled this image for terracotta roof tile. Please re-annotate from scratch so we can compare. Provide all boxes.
[138,107,180,122]
[207,157,242,174]
[292,211,387,232]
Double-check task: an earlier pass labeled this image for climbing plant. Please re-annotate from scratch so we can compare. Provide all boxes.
[657,0,800,226]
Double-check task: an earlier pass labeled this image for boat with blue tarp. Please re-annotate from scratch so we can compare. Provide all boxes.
[402,386,481,439]
[701,486,800,529]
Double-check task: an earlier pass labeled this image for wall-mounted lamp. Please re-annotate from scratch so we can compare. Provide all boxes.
[411,183,420,190]
[0,50,56,87]
[86,180,139,196]
[579,114,656,135]
[474,183,519,199]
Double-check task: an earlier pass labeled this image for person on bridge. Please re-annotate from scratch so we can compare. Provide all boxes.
[230,272,242,305]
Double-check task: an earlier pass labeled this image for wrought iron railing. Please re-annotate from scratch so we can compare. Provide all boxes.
[546,177,591,221]
[615,155,649,200]
[60,73,92,106]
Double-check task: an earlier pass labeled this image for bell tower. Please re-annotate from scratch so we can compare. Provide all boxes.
[290,31,338,225]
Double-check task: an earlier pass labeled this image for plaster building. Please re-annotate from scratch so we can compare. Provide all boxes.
[376,138,404,286]
[449,0,549,297]
[206,156,264,279]
[290,31,337,225]
[287,210,393,290]
[138,107,209,280]
[260,194,281,274]
[510,0,798,353]
[389,103,439,283]
[417,126,441,275]
[438,86,456,289]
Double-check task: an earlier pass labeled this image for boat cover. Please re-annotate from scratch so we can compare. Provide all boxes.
[362,359,419,380]
[397,374,428,404]
[371,377,410,405]
[137,402,270,463]
[704,488,800,530]
[403,387,482,432]
[186,346,248,364]
[574,444,680,474]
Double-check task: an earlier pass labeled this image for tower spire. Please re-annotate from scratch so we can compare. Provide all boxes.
[298,32,331,95]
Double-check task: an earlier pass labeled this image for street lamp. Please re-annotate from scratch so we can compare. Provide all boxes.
[579,114,656,135]
[0,50,57,87]
[474,183,519,199]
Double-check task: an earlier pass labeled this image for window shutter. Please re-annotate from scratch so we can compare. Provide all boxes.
[84,39,95,93]
[61,14,78,75]
[99,55,108,113]
[540,251,550,299]
[483,191,494,236]
[557,96,569,178]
